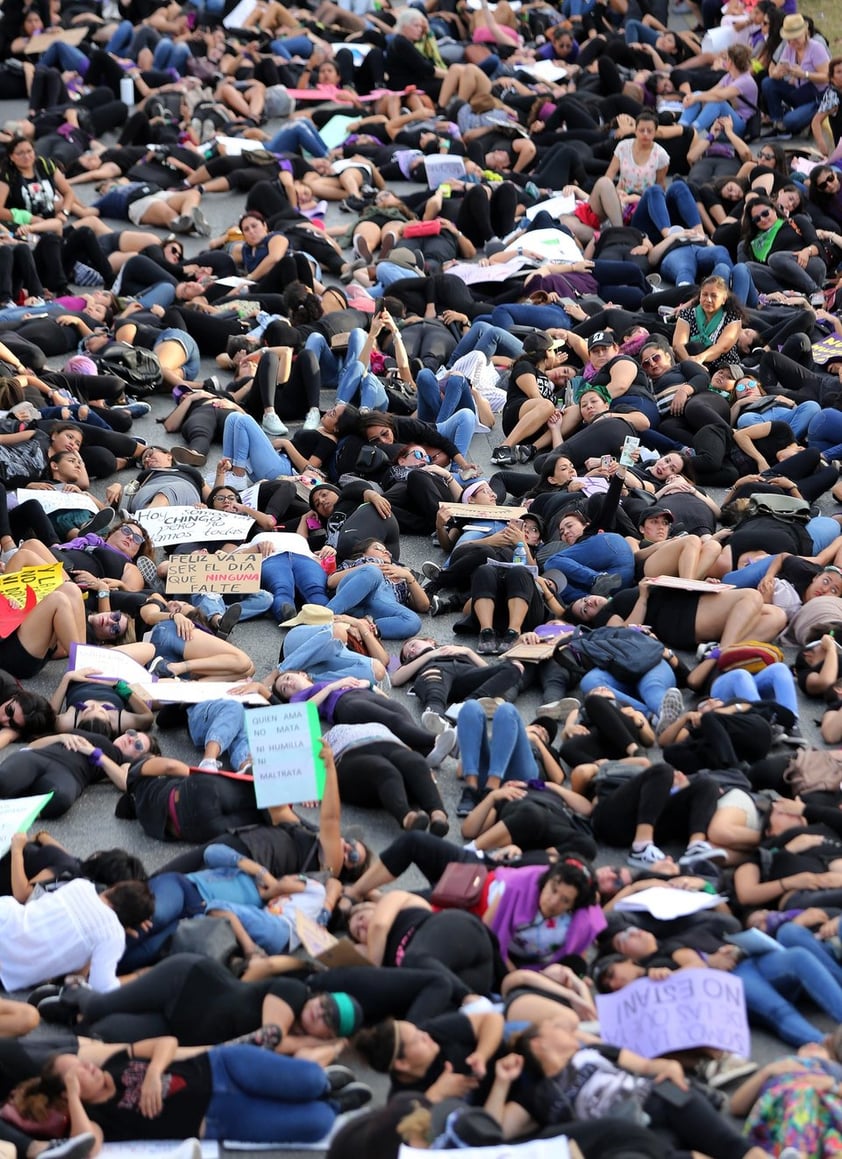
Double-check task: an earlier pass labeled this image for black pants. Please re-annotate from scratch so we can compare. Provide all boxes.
[0,241,41,299]
[592,763,720,847]
[758,348,838,403]
[379,830,479,883]
[166,777,265,844]
[0,490,59,545]
[238,348,320,421]
[559,693,644,765]
[663,711,772,774]
[469,562,546,633]
[411,658,523,714]
[181,403,226,457]
[385,470,452,536]
[644,1086,750,1159]
[399,910,500,995]
[538,1118,670,1159]
[337,503,401,562]
[0,752,89,817]
[333,691,436,754]
[497,797,598,860]
[309,964,471,1023]
[336,741,444,823]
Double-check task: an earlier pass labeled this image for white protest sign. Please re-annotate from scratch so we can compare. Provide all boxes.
[525,194,576,222]
[245,702,326,807]
[596,968,750,1059]
[400,1139,567,1159]
[614,886,726,921]
[424,154,467,189]
[0,794,54,858]
[138,679,267,706]
[16,488,98,514]
[507,227,584,263]
[135,506,253,548]
[69,644,153,685]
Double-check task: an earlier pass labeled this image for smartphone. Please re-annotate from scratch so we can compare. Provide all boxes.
[653,1079,691,1107]
[600,455,613,468]
[619,436,640,467]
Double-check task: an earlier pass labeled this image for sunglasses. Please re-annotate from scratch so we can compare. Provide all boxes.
[758,151,775,160]
[409,449,430,462]
[752,208,774,223]
[4,702,17,725]
[735,380,760,392]
[104,611,125,636]
[641,353,664,365]
[123,728,147,753]
[119,527,145,545]
[818,175,837,191]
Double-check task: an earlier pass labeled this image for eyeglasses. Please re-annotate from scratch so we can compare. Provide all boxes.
[122,728,147,753]
[818,174,837,191]
[757,151,775,160]
[641,353,664,366]
[735,380,760,392]
[119,527,145,545]
[214,492,238,502]
[751,209,774,224]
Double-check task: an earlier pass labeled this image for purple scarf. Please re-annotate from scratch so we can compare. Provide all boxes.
[489,864,606,968]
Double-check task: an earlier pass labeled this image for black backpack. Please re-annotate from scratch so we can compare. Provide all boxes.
[94,342,163,396]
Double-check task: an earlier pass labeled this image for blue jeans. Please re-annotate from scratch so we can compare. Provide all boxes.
[710,663,798,718]
[624,18,659,45]
[543,533,635,600]
[807,408,842,459]
[327,565,421,639]
[205,1048,334,1143]
[367,260,424,298]
[191,590,273,623]
[761,77,821,133]
[135,281,177,309]
[679,99,747,136]
[268,35,317,58]
[579,659,676,718]
[416,369,475,423]
[40,41,89,73]
[489,303,571,330]
[157,327,199,380]
[152,38,189,72]
[777,922,842,988]
[265,120,328,158]
[737,400,820,440]
[736,945,842,1045]
[222,412,292,479]
[447,320,523,365]
[105,20,134,54]
[632,181,701,242]
[261,552,329,621]
[305,330,387,408]
[456,700,538,785]
[188,699,252,770]
[660,244,734,288]
[437,408,476,458]
[120,871,205,969]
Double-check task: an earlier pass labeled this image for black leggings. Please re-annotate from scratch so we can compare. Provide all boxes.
[591,763,720,847]
[496,797,598,860]
[163,777,265,844]
[379,831,479,883]
[309,964,471,1023]
[237,348,321,421]
[411,658,523,715]
[559,693,645,765]
[333,691,436,754]
[336,741,444,823]
[469,562,546,632]
[663,711,773,774]
[0,752,89,818]
[396,910,500,995]
[0,490,59,545]
[181,403,226,456]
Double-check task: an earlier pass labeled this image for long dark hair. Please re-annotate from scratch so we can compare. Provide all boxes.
[538,857,598,909]
[741,195,779,242]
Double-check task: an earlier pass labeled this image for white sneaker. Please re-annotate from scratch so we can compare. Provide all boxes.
[302,406,321,430]
[191,206,212,237]
[198,757,221,771]
[627,842,669,870]
[679,840,728,867]
[426,726,457,767]
[655,687,684,736]
[41,1136,98,1159]
[262,412,289,437]
[698,1053,758,1089]
[421,709,447,734]
[165,1141,202,1159]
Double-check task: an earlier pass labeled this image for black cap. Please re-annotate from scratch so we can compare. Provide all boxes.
[588,330,616,350]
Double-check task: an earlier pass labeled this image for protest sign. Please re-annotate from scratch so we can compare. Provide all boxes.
[438,503,526,522]
[648,576,735,593]
[69,644,153,685]
[295,911,371,969]
[135,506,253,547]
[614,886,725,921]
[596,968,750,1058]
[424,154,468,189]
[166,551,262,594]
[16,488,98,515]
[0,562,65,638]
[25,27,87,52]
[138,679,267,706]
[400,1139,568,1159]
[0,794,54,858]
[245,702,326,807]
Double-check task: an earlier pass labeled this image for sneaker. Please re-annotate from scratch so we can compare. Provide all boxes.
[426,726,457,767]
[78,507,115,536]
[149,657,178,680]
[421,560,442,582]
[191,206,212,237]
[695,641,720,661]
[645,273,662,288]
[359,183,377,200]
[170,213,194,234]
[627,841,669,870]
[330,1081,374,1114]
[215,602,242,640]
[262,411,289,437]
[478,628,498,655]
[513,443,537,463]
[197,757,222,771]
[497,628,519,653]
[697,1053,758,1089]
[490,444,516,464]
[324,1064,357,1093]
[591,572,623,596]
[430,592,463,616]
[41,1134,98,1159]
[171,446,207,467]
[124,399,152,418]
[679,839,728,867]
[302,406,321,430]
[538,696,581,720]
[476,696,505,717]
[421,708,448,735]
[340,194,366,213]
[655,687,684,736]
[457,785,479,817]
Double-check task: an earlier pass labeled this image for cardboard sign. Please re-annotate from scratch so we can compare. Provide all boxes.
[245,702,326,808]
[0,794,54,858]
[596,968,750,1059]
[16,488,98,514]
[439,502,527,522]
[0,562,65,638]
[295,911,371,969]
[138,679,267,706]
[504,641,558,661]
[135,506,253,548]
[24,26,88,52]
[166,551,262,594]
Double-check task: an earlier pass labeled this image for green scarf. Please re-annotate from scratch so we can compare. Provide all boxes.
[693,305,725,348]
[750,216,785,262]
[417,31,446,70]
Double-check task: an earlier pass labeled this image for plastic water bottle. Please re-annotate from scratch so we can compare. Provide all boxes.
[512,541,528,567]
[120,76,135,109]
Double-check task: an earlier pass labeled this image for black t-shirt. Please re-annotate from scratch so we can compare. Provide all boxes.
[238,822,321,876]
[87,1051,212,1140]
[506,358,555,407]
[389,1012,502,1101]
[589,355,653,405]
[52,545,129,582]
[779,555,822,600]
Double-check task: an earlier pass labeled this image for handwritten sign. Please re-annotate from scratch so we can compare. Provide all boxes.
[596,968,750,1058]
[16,489,98,515]
[0,563,65,638]
[812,334,842,365]
[295,911,372,969]
[135,506,253,548]
[424,154,467,189]
[245,702,326,807]
[504,641,558,661]
[69,644,154,685]
[138,679,267,706]
[0,794,54,858]
[438,503,526,522]
[166,551,262,594]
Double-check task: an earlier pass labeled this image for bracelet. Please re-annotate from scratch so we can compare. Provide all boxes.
[97,589,110,600]
[89,747,103,766]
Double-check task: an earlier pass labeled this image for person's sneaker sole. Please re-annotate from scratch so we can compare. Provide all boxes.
[171,446,207,467]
